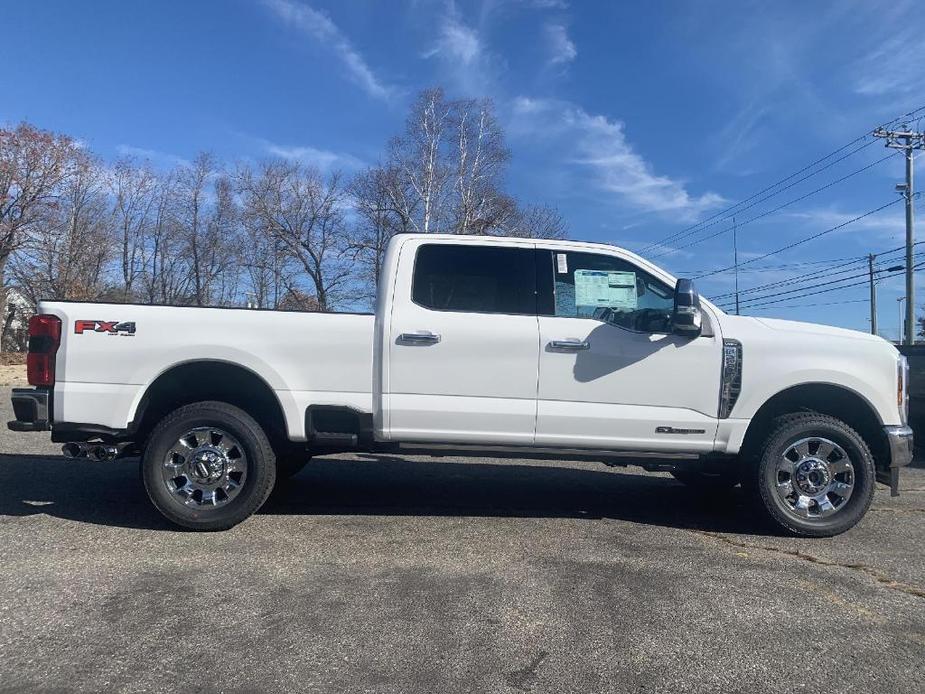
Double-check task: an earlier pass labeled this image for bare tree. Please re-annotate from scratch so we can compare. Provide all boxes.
[240,203,294,309]
[389,88,453,234]
[237,161,351,311]
[174,153,215,306]
[356,89,567,243]
[449,97,511,235]
[12,151,112,304]
[348,164,416,299]
[138,168,192,305]
[501,203,568,239]
[0,123,81,342]
[0,94,566,321]
[203,176,243,306]
[109,157,157,299]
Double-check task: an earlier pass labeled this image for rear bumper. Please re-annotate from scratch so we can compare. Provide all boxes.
[8,388,50,432]
[880,425,914,496]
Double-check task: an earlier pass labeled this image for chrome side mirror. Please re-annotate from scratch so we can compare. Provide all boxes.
[672,278,702,337]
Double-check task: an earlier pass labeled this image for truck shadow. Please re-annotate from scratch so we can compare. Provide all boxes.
[0,452,769,534]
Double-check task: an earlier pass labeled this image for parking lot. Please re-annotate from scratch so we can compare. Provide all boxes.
[0,387,923,693]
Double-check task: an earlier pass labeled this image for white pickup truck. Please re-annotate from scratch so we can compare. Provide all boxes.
[9,234,913,536]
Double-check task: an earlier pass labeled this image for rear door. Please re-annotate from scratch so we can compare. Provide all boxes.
[385,239,541,445]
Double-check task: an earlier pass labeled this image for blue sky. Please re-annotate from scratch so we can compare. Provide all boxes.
[3,0,924,336]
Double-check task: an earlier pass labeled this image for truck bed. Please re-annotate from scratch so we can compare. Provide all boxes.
[39,301,375,440]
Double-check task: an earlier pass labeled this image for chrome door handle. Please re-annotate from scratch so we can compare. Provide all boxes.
[549,339,590,351]
[398,331,441,345]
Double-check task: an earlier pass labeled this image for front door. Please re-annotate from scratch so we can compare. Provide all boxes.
[534,248,722,452]
[385,239,541,445]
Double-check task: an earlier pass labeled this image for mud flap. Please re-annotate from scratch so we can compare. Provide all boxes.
[876,467,901,497]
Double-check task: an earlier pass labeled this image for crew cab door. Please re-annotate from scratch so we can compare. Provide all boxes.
[384,239,541,445]
[534,248,722,452]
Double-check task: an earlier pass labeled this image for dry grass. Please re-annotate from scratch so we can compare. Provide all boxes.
[0,364,27,387]
[0,352,26,366]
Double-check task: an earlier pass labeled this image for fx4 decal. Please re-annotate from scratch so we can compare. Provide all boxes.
[74,320,136,336]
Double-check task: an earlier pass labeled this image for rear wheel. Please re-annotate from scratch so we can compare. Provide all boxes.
[142,401,276,530]
[747,413,875,537]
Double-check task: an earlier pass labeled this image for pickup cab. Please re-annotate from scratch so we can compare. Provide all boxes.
[8,234,914,535]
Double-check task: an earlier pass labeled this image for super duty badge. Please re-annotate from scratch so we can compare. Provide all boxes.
[74,320,136,336]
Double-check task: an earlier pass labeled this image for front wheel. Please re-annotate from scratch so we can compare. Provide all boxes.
[142,401,277,530]
[747,413,875,537]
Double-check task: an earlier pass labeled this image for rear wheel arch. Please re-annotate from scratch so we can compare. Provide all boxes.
[131,360,290,449]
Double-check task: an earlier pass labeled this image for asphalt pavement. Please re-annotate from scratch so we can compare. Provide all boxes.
[0,388,923,693]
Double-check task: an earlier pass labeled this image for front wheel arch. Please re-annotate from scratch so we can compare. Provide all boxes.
[740,383,887,467]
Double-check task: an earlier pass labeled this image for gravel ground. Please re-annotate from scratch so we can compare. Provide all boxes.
[0,387,923,693]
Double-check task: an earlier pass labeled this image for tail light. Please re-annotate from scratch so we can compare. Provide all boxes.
[27,314,62,387]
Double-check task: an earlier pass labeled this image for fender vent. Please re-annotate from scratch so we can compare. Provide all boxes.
[719,339,742,419]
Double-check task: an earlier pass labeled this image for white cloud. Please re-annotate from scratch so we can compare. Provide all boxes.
[544,22,576,66]
[423,10,501,95]
[262,0,394,100]
[784,206,906,242]
[262,141,364,171]
[434,18,482,64]
[510,97,725,219]
[512,0,569,8]
[115,144,189,168]
[853,27,925,98]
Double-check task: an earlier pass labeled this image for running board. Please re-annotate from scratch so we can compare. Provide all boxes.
[395,443,701,467]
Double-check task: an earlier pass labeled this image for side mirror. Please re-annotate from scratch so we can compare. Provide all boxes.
[672,278,702,337]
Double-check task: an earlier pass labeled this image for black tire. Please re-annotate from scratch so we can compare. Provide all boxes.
[746,412,875,537]
[670,469,740,491]
[142,401,277,531]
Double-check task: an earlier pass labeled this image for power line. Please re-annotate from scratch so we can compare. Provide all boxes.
[673,255,868,275]
[723,263,925,311]
[646,139,880,254]
[714,254,925,311]
[653,152,898,256]
[709,242,924,301]
[694,198,905,280]
[711,256,869,301]
[682,239,925,279]
[747,299,870,311]
[642,104,925,255]
[715,253,924,309]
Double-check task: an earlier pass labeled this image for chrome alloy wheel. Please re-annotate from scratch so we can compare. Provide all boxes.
[161,427,247,508]
[774,437,854,519]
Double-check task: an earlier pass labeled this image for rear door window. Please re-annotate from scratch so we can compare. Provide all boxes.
[412,244,537,315]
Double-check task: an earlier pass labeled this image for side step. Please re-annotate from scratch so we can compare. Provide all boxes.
[311,431,359,448]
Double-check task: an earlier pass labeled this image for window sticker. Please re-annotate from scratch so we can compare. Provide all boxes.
[556,253,568,274]
[574,269,638,310]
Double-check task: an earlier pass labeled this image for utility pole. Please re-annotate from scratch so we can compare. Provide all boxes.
[874,125,925,345]
[869,254,878,335]
[898,296,906,344]
[733,216,740,315]
[868,255,904,336]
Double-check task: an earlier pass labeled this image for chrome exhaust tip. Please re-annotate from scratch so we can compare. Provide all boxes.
[89,444,118,462]
[61,442,87,459]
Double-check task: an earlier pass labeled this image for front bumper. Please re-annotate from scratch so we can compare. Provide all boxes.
[8,388,50,432]
[880,425,914,496]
